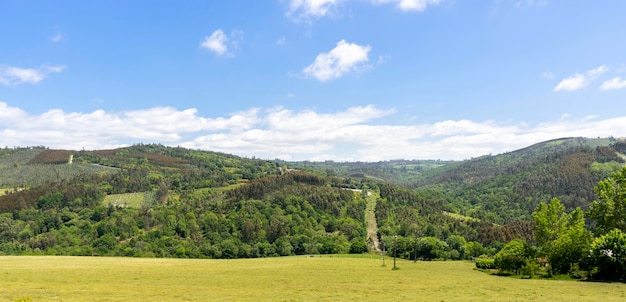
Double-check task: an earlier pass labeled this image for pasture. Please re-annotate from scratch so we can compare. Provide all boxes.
[2,255,626,301]
[102,192,152,208]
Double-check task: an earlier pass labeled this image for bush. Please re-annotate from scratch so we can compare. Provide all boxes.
[494,239,531,275]
[475,258,496,269]
[520,260,539,277]
[589,229,626,280]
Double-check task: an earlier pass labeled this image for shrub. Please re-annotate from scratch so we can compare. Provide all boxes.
[494,239,531,275]
[520,260,539,277]
[589,229,626,280]
[475,258,496,270]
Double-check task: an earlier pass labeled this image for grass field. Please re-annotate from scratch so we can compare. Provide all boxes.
[2,256,626,301]
[103,192,152,208]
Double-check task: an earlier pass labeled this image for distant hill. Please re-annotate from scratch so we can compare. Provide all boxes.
[288,159,455,186]
[411,137,626,222]
[0,147,117,189]
[0,138,624,259]
[0,144,371,258]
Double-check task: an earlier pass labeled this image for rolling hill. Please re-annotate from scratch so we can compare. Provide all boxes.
[0,137,624,259]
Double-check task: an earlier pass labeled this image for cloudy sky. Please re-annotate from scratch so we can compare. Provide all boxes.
[1,0,625,161]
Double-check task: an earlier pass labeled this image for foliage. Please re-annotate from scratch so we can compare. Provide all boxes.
[0,146,117,189]
[494,239,532,275]
[415,137,624,224]
[416,236,449,260]
[2,139,626,270]
[475,257,496,269]
[588,229,626,280]
[0,154,368,258]
[532,198,592,274]
[288,159,454,187]
[588,167,626,235]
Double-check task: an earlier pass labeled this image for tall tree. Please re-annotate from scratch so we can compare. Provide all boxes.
[532,198,566,246]
[588,167,626,235]
[532,198,591,274]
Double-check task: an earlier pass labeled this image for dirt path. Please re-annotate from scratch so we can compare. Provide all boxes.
[364,191,381,253]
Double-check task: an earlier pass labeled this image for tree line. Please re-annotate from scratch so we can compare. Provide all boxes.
[490,167,626,280]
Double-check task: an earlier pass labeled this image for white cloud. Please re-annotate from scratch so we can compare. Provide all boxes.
[554,65,608,92]
[587,65,608,78]
[2,101,626,161]
[554,73,586,91]
[302,40,371,81]
[0,64,65,86]
[51,33,63,43]
[287,0,340,21]
[372,0,442,12]
[201,29,245,56]
[201,30,228,55]
[601,77,626,91]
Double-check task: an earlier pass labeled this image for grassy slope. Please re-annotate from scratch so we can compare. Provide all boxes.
[2,256,626,301]
[102,192,152,208]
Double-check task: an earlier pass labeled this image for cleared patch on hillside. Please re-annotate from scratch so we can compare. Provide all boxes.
[443,211,481,223]
[103,192,155,208]
[28,149,73,164]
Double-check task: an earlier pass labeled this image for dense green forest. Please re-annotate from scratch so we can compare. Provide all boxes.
[1,137,626,280]
[0,145,368,258]
[414,137,625,223]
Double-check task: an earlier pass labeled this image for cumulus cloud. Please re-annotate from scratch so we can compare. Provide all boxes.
[287,0,340,21]
[600,77,626,91]
[201,30,228,55]
[2,101,626,161]
[0,64,65,86]
[554,65,608,92]
[302,40,371,81]
[200,29,243,56]
[372,0,442,12]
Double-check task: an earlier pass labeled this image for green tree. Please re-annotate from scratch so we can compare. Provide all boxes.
[446,235,467,260]
[416,237,449,260]
[588,229,626,280]
[494,239,531,275]
[532,198,566,247]
[465,241,486,258]
[588,167,626,235]
[547,208,591,274]
[532,198,591,274]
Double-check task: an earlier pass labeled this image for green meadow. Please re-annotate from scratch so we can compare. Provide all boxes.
[102,192,152,208]
[2,256,626,301]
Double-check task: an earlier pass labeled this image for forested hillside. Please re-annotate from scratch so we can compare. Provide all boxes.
[412,137,625,223]
[0,144,368,257]
[1,138,625,264]
[288,159,454,186]
[0,146,117,189]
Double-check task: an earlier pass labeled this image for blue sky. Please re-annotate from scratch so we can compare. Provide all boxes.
[1,0,625,161]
